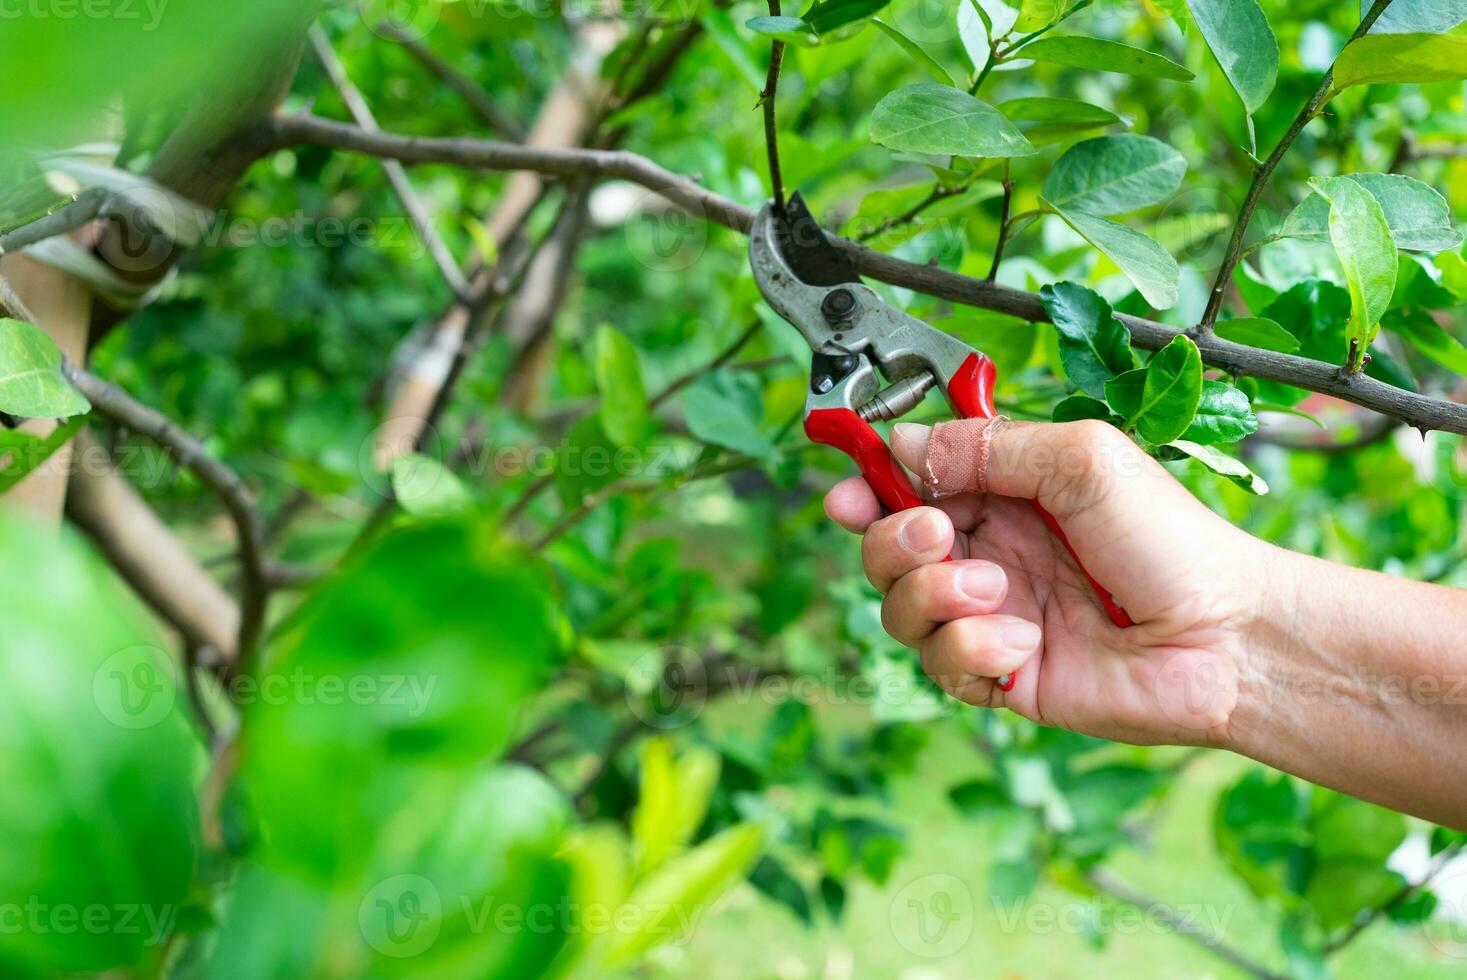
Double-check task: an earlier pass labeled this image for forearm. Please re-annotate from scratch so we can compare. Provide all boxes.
[1230,546,1467,829]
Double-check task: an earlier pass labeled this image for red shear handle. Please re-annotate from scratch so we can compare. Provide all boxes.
[805,408,924,514]
[945,354,1134,631]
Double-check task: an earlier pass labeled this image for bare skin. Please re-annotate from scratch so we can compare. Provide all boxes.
[824,418,1467,830]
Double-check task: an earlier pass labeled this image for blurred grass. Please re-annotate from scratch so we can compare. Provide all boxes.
[649,702,1465,980]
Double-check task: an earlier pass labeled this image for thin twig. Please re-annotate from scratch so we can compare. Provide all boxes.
[258,112,1467,435]
[987,160,1013,281]
[0,189,107,257]
[759,1,787,214]
[65,367,271,677]
[856,180,970,244]
[1324,840,1465,953]
[0,273,37,323]
[1086,868,1287,980]
[307,25,475,303]
[1197,0,1396,333]
[373,21,524,139]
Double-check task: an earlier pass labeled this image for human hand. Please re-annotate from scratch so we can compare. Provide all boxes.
[824,418,1287,748]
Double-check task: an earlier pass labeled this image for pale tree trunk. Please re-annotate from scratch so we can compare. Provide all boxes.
[374,24,622,468]
[0,251,93,524]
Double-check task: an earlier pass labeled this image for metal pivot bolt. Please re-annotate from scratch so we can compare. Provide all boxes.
[821,287,859,324]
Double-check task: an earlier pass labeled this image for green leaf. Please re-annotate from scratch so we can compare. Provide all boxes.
[1187,0,1278,115]
[998,96,1123,129]
[1042,135,1186,216]
[0,318,90,418]
[599,823,765,966]
[929,309,1037,378]
[1103,368,1147,420]
[1384,307,1467,375]
[631,737,722,875]
[1280,174,1462,253]
[744,15,818,46]
[947,778,1008,818]
[1311,176,1398,370]
[1128,335,1203,444]
[1332,33,1467,92]
[1040,281,1137,398]
[0,416,81,494]
[870,83,1036,158]
[1365,0,1467,34]
[1021,36,1195,81]
[1215,316,1301,353]
[1014,0,1062,32]
[804,0,891,35]
[391,454,472,517]
[1183,380,1258,445]
[1053,394,1123,425]
[1048,204,1181,310]
[1170,440,1269,493]
[0,515,199,977]
[870,19,955,85]
[684,370,773,458]
[593,324,651,447]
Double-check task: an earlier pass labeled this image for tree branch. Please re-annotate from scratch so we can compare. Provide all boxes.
[1197,0,1396,333]
[256,113,1467,435]
[758,1,787,214]
[374,22,524,139]
[1086,868,1287,980]
[308,25,475,303]
[0,190,106,257]
[65,367,270,676]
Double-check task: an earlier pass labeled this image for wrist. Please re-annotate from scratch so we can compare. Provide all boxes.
[1219,541,1312,759]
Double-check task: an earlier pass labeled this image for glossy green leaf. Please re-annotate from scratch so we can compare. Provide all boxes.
[998,96,1123,129]
[391,453,472,517]
[684,370,773,458]
[0,318,90,418]
[1215,316,1301,353]
[1332,34,1467,92]
[744,15,818,46]
[594,324,651,447]
[1102,367,1146,420]
[1187,0,1278,114]
[1280,173,1462,253]
[1128,335,1203,444]
[1182,380,1258,445]
[1040,281,1137,398]
[1042,135,1186,216]
[870,84,1036,158]
[871,19,955,85]
[1171,440,1269,493]
[1311,176,1398,370]
[0,515,198,977]
[1048,204,1182,309]
[1014,0,1062,32]
[1365,0,1467,34]
[805,0,891,35]
[1053,393,1123,425]
[1021,36,1195,81]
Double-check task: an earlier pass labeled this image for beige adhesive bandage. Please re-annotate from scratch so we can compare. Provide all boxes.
[921,416,1011,498]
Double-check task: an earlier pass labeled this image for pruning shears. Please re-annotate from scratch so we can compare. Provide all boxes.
[748,194,1132,677]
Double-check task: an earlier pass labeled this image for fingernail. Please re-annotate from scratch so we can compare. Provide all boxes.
[898,510,946,554]
[891,422,932,467]
[998,619,1042,653]
[958,563,1005,602]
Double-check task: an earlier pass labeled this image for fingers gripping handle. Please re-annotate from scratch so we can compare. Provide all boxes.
[944,354,1134,632]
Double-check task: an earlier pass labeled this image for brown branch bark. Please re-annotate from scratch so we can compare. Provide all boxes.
[65,429,241,659]
[65,368,270,676]
[308,25,474,302]
[256,113,1467,436]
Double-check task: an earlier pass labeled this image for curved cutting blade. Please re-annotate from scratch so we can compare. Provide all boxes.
[778,192,860,287]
